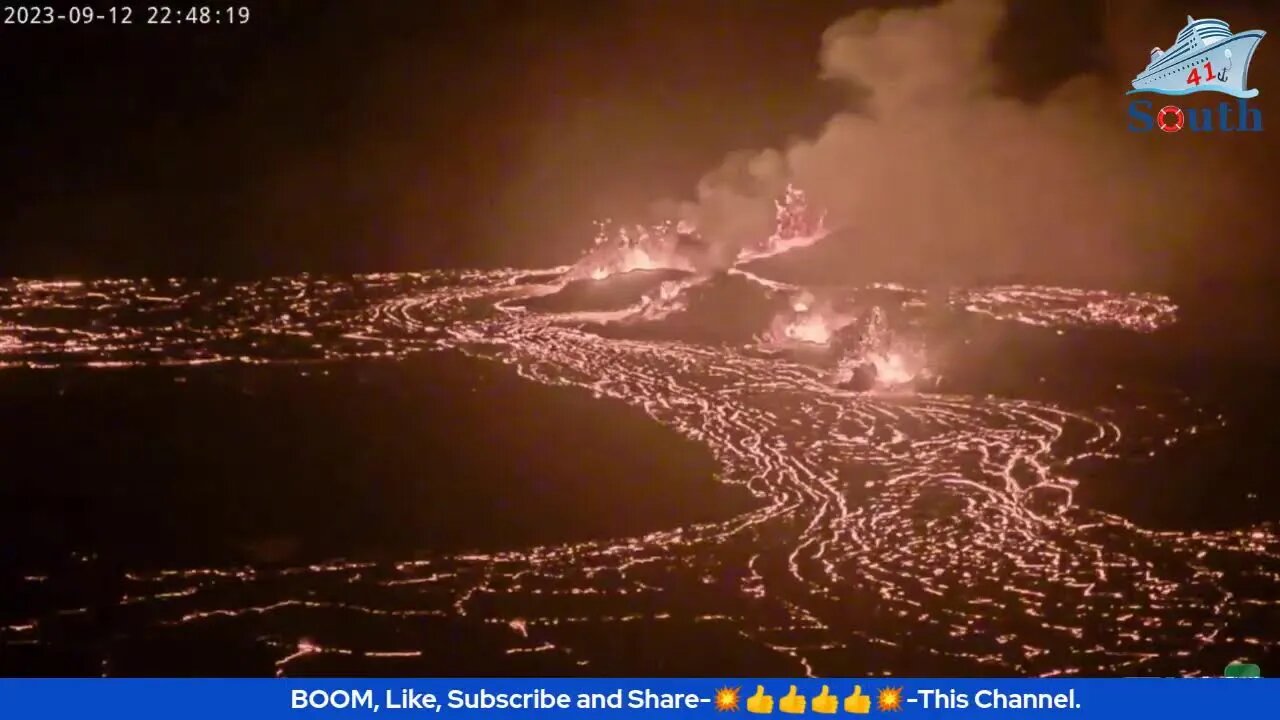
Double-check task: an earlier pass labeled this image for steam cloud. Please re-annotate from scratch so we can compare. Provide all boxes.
[674,0,1252,290]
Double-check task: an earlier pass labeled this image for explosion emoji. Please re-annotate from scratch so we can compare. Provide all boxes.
[878,687,903,712]
[715,687,741,712]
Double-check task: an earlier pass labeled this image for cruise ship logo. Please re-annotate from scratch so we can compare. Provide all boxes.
[1127,15,1265,133]
[1130,15,1265,98]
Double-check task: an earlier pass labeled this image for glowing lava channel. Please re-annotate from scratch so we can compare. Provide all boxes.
[0,223,1274,678]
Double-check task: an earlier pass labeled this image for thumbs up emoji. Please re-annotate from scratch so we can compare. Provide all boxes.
[843,686,871,715]
[811,686,837,714]
[779,685,806,714]
[746,686,774,714]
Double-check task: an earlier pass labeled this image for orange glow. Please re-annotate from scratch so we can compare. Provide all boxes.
[4,205,1263,681]
[566,185,825,282]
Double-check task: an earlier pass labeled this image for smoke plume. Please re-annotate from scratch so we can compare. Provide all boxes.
[682,0,1259,291]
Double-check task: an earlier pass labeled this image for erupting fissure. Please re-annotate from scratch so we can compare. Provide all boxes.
[571,184,826,282]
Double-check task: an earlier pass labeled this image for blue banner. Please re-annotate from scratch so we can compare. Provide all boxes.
[0,678,1275,719]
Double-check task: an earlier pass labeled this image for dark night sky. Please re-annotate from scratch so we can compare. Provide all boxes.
[0,0,1275,277]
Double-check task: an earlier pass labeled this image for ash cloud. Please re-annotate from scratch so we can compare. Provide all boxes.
[680,0,1260,291]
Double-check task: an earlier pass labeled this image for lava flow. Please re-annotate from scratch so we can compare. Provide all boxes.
[0,201,1276,677]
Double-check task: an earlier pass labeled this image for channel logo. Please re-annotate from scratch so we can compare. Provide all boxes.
[1126,15,1265,133]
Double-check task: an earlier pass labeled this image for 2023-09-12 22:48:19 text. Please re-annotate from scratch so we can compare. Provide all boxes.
[2,5,250,25]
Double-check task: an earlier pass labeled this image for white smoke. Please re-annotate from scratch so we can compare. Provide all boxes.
[677,0,1237,289]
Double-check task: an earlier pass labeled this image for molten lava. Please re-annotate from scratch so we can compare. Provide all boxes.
[569,184,826,282]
